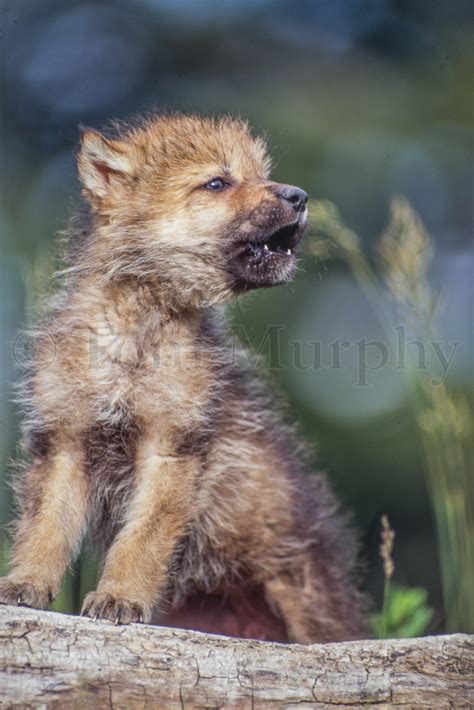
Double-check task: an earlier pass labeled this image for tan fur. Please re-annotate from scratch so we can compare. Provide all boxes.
[0,114,367,641]
[5,445,88,608]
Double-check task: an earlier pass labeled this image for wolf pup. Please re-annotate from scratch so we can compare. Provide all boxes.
[0,114,366,642]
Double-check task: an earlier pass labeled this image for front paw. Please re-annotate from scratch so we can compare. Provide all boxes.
[0,578,52,609]
[81,591,150,624]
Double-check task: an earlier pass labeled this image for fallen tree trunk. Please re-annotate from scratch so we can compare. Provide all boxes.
[0,606,472,708]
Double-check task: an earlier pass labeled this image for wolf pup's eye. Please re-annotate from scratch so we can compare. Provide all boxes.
[203,178,227,191]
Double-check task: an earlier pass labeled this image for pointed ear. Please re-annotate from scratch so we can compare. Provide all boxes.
[77,128,135,200]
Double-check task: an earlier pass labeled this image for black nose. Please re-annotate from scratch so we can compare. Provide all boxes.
[276,184,308,212]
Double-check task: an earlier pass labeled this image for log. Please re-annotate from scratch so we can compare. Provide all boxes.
[0,606,472,709]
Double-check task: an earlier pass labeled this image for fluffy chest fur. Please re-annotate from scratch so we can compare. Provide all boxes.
[87,299,211,427]
[30,282,218,446]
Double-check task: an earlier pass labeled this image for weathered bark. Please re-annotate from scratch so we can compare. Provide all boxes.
[0,606,472,709]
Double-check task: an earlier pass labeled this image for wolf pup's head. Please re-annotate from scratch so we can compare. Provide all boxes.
[78,114,308,306]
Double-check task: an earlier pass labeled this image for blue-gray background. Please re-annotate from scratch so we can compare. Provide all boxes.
[1,0,472,628]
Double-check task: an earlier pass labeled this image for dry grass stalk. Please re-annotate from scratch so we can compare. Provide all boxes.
[309,197,473,633]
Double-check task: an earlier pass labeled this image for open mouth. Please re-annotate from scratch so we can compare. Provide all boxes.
[228,218,305,291]
[246,221,300,260]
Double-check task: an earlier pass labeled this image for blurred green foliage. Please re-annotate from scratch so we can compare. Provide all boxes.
[311,199,473,632]
[371,584,434,639]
